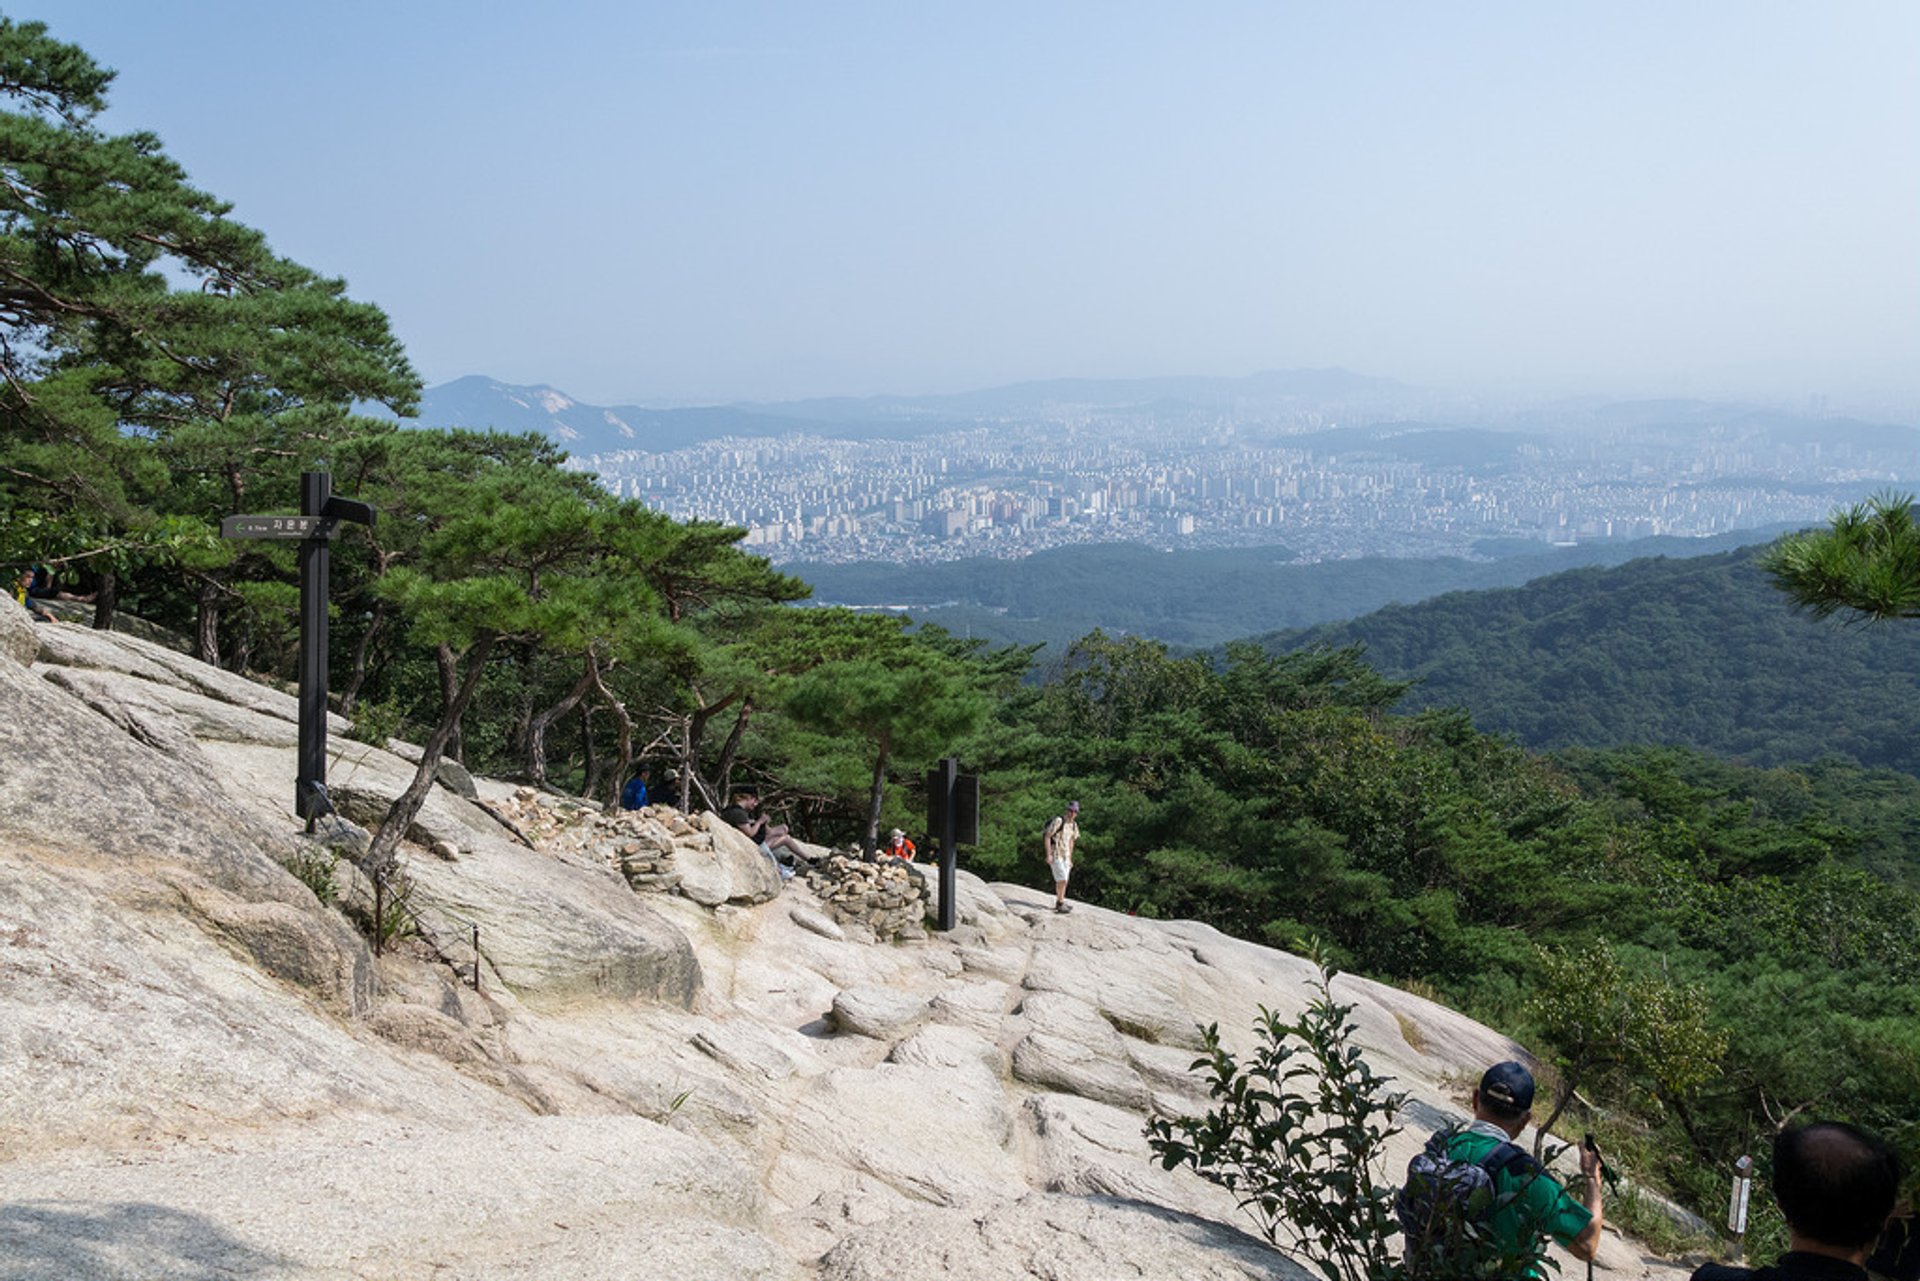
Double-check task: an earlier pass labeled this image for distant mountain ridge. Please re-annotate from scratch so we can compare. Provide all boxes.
[794,525,1802,654]
[1257,543,1920,774]
[394,368,1419,455]
[395,374,1919,460]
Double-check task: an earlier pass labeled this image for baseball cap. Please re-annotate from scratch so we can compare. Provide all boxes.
[889,828,905,840]
[1067,800,1080,812]
[1479,1061,1535,1112]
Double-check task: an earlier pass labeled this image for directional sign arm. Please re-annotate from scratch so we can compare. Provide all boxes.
[322,496,375,526]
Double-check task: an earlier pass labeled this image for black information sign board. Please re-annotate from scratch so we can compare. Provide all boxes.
[925,757,981,931]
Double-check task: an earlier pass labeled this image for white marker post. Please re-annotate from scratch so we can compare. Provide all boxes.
[1728,1154,1753,1261]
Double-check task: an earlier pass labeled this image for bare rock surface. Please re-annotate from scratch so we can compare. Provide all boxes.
[0,621,1694,1281]
[829,985,933,1041]
[817,1193,1314,1281]
[0,591,38,664]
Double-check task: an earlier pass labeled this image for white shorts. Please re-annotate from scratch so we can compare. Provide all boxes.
[1048,856,1072,884]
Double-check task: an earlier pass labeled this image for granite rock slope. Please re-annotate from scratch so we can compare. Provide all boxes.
[0,593,1689,1280]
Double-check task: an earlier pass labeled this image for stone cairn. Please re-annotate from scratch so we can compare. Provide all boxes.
[803,855,929,942]
[495,787,929,941]
[498,787,698,892]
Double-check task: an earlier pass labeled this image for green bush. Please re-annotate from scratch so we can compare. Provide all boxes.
[1146,954,1408,1281]
[283,845,339,906]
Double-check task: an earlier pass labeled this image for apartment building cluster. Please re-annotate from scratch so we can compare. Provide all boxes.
[579,414,1911,565]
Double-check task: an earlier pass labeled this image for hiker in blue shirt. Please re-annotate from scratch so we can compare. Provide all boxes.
[620,765,652,811]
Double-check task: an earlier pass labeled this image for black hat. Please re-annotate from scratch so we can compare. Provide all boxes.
[1479,1061,1535,1112]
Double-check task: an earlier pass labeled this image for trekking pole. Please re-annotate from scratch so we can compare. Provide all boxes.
[1583,1134,1616,1281]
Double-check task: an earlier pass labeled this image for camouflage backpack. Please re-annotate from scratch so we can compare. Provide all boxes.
[1395,1129,1542,1277]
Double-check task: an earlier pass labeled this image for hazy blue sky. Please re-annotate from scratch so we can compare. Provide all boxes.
[26,2,1920,408]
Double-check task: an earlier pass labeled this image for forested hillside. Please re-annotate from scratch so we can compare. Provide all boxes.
[1257,543,1920,774]
[793,526,1796,653]
[945,637,1918,1221]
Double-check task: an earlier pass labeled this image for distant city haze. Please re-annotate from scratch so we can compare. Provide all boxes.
[33,2,1920,414]
[413,374,1919,577]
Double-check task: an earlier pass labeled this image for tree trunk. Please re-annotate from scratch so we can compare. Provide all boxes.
[675,715,695,811]
[525,662,595,785]
[338,604,387,715]
[90,569,117,630]
[436,644,465,765]
[588,659,634,811]
[1533,1078,1580,1159]
[194,579,221,666]
[677,689,736,811]
[712,697,754,799]
[365,637,496,875]
[862,741,891,859]
[580,704,600,798]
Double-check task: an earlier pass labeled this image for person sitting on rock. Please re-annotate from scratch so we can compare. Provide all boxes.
[619,764,651,811]
[13,566,58,624]
[881,828,916,861]
[719,785,804,879]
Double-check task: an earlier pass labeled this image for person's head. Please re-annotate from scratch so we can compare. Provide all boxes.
[889,828,905,844]
[636,764,651,779]
[1773,1121,1902,1255]
[1471,1061,1535,1138]
[731,786,759,809]
[1066,800,1080,818]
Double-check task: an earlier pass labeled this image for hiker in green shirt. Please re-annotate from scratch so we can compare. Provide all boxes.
[1444,1061,1605,1278]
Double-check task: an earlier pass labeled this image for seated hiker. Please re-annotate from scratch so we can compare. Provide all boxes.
[619,765,651,811]
[12,566,57,624]
[1397,1060,1603,1279]
[718,785,804,878]
[881,828,916,861]
[1692,1120,1904,1281]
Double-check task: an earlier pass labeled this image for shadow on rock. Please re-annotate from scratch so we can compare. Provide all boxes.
[0,1201,292,1281]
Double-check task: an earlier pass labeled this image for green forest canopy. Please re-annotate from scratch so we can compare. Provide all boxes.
[791,525,1798,653]
[1257,542,1920,776]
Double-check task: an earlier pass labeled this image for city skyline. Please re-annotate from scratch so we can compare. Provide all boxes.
[25,2,1920,410]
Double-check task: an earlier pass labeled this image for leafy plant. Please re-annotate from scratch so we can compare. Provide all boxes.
[283,845,338,906]
[346,697,406,747]
[1146,952,1408,1281]
[1527,939,1726,1158]
[368,866,417,952]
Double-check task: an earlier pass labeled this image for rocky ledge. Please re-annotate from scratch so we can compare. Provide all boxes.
[0,594,1689,1281]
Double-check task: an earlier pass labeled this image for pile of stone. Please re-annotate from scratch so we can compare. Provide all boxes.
[497,788,688,869]
[496,786,783,908]
[803,854,929,941]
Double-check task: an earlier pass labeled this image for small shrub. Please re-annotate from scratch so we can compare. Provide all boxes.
[346,698,405,747]
[1146,950,1407,1281]
[284,846,339,906]
[368,866,418,952]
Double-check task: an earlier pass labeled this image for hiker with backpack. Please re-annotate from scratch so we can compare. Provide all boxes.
[1041,801,1079,914]
[1397,1060,1604,1279]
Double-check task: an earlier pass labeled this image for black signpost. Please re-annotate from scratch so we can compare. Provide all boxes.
[925,756,980,932]
[221,470,374,830]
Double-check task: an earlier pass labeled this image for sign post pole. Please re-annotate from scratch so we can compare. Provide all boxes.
[936,756,958,932]
[1728,1153,1753,1262]
[296,471,331,829]
[221,470,374,831]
